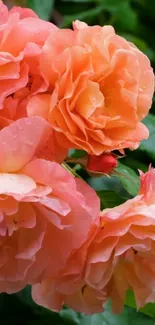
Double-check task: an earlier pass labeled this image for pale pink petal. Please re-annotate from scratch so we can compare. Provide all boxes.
[9,6,38,19]
[0,116,53,172]
[0,173,36,195]
[0,1,8,24]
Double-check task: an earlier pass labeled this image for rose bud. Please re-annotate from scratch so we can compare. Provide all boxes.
[87,154,118,175]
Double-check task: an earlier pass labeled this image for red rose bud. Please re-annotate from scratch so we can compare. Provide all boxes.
[87,154,118,174]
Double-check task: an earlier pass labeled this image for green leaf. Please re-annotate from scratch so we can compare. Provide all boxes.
[97,190,126,209]
[68,149,86,158]
[61,0,94,2]
[114,162,140,196]
[60,308,80,324]
[141,304,155,319]
[28,0,54,20]
[60,5,104,27]
[78,302,155,325]
[0,290,154,325]
[139,113,155,161]
[114,1,138,32]
[90,0,126,13]
[126,290,155,319]
[125,290,137,310]
[88,174,132,203]
[89,175,123,191]
[0,287,61,325]
[121,155,148,173]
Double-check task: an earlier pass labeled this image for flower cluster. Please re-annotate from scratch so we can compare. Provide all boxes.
[0,0,154,315]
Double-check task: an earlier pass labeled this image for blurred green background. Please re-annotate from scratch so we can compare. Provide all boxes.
[2,1,155,324]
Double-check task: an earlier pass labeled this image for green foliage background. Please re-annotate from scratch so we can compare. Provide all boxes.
[2,0,155,324]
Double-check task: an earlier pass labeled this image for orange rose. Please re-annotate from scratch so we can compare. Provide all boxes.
[32,225,107,314]
[32,168,155,314]
[27,20,154,154]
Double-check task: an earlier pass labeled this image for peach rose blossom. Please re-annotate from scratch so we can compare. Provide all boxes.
[0,1,57,128]
[32,225,107,314]
[33,168,155,314]
[27,20,154,155]
[0,116,100,293]
[84,167,155,312]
